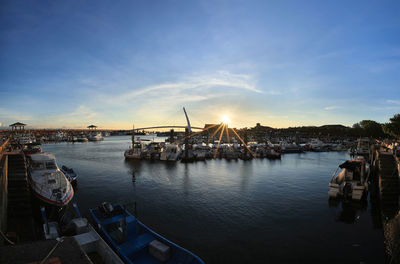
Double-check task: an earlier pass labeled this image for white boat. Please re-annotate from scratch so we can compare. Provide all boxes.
[88,132,104,141]
[160,143,182,161]
[328,157,370,201]
[356,137,370,155]
[18,135,33,145]
[28,153,74,206]
[309,138,326,151]
[146,142,162,160]
[124,140,145,159]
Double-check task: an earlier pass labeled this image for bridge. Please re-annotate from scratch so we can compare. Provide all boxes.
[132,107,204,132]
[132,125,204,131]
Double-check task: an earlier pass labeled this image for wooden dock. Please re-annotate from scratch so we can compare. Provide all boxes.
[6,153,38,243]
[377,150,399,209]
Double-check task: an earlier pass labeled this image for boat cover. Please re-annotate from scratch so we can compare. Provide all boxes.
[339,160,361,170]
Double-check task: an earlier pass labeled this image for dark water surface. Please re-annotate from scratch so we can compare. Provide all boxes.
[42,136,385,263]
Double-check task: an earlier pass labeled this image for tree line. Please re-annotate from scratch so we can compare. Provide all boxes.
[352,113,400,139]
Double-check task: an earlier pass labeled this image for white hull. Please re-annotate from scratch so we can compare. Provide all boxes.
[28,153,74,206]
[328,157,369,201]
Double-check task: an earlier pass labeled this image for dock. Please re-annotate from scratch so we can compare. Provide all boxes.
[0,237,92,264]
[377,150,399,209]
[0,139,96,263]
[374,148,400,263]
[6,153,37,242]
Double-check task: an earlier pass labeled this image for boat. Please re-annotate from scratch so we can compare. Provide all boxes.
[89,132,104,141]
[143,142,162,160]
[225,145,240,160]
[27,153,74,206]
[41,203,124,264]
[18,135,33,145]
[77,134,89,142]
[22,143,42,156]
[328,157,370,201]
[61,165,78,182]
[265,148,281,159]
[356,137,370,156]
[125,136,145,160]
[90,203,205,264]
[160,143,182,161]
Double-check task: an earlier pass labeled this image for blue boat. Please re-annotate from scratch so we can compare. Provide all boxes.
[61,165,77,182]
[90,203,205,264]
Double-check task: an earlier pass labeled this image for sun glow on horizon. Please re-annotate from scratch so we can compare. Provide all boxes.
[221,115,231,125]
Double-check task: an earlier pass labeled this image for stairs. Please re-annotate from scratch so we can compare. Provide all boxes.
[6,154,36,242]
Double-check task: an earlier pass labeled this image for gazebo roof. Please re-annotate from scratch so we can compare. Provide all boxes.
[10,122,26,127]
[87,125,98,128]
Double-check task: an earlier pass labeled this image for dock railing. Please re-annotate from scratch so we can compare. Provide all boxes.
[0,138,10,157]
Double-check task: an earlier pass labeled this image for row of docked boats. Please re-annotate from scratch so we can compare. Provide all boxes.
[12,131,106,144]
[124,137,282,161]
[41,202,204,264]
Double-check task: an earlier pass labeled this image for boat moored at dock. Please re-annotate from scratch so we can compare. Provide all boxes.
[27,153,74,206]
[89,132,104,141]
[160,143,182,161]
[125,135,145,159]
[90,203,205,264]
[328,157,370,201]
[61,165,78,183]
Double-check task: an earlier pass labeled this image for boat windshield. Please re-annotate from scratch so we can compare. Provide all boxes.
[32,162,45,170]
[46,161,57,169]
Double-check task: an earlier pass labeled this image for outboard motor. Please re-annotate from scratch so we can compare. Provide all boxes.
[343,183,353,200]
[99,202,114,216]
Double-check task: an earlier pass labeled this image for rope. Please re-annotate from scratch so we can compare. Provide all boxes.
[0,230,15,245]
[40,237,64,264]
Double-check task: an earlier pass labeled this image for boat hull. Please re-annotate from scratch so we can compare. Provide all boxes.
[90,203,205,264]
[31,185,74,206]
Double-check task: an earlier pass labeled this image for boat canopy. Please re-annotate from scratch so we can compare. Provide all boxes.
[30,153,56,162]
[339,160,361,171]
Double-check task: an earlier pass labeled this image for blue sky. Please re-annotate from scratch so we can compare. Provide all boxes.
[0,0,399,129]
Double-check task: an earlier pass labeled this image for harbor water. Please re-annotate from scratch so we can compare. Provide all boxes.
[42,136,385,263]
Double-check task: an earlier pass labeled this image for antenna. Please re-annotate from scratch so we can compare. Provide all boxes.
[183,107,192,134]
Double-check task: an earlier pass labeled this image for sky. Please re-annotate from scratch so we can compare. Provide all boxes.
[0,0,400,129]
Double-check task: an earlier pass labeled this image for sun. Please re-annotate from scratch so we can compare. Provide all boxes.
[221,115,231,125]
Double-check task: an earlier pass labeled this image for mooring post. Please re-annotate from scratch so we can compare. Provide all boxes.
[170,129,174,143]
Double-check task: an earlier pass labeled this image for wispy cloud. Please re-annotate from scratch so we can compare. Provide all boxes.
[324,106,340,111]
[387,99,400,105]
[95,71,262,107]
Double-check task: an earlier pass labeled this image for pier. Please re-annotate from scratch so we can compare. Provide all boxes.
[373,148,400,263]
[0,137,38,244]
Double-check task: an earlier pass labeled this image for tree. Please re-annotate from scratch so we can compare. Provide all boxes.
[383,114,400,139]
[351,122,364,137]
[359,120,385,138]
